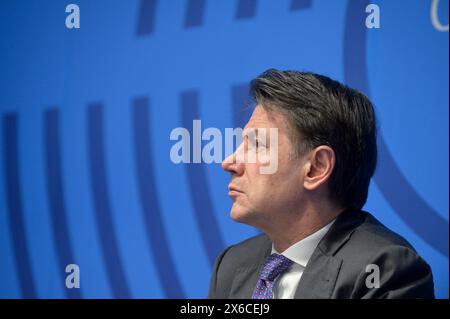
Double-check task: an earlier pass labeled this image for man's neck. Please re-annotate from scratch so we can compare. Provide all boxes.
[266,206,344,253]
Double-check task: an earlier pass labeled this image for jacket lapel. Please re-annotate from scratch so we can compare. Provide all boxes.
[228,264,264,298]
[294,252,343,298]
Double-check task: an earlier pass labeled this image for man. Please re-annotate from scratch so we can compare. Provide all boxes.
[208,69,434,299]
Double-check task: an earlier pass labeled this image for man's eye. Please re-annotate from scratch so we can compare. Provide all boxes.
[256,140,267,149]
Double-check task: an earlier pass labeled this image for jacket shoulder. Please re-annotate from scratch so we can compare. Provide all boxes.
[349,212,416,252]
[332,212,434,298]
[221,233,271,269]
[208,233,270,298]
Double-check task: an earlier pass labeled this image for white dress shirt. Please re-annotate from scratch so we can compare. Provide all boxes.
[271,219,336,299]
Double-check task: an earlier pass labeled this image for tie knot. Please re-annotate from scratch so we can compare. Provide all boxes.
[259,253,294,282]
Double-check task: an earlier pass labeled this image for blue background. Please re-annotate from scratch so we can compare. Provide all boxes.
[0,0,448,298]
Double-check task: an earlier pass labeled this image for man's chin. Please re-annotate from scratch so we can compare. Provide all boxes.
[230,206,257,225]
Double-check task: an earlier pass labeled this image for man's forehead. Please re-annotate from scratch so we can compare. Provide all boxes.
[244,105,284,130]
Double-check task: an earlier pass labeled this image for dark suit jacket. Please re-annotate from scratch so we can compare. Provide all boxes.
[208,209,435,299]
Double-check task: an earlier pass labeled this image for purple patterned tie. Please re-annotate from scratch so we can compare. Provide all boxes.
[252,253,294,299]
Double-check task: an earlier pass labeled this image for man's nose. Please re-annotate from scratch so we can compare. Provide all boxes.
[222,151,244,176]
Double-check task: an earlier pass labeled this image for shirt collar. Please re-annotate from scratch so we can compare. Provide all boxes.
[271,219,336,267]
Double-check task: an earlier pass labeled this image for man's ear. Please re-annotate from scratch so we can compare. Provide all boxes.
[303,146,335,191]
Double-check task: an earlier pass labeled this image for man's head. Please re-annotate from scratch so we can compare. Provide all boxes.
[222,69,377,228]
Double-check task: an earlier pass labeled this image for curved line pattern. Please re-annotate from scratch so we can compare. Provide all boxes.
[87,103,131,298]
[235,0,311,18]
[376,138,449,257]
[136,0,312,36]
[132,96,185,298]
[2,113,37,298]
[290,0,312,11]
[236,0,258,19]
[185,0,206,27]
[136,0,158,36]
[181,91,225,267]
[43,109,81,298]
[344,0,448,257]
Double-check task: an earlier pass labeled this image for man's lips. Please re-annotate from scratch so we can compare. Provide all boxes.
[228,185,244,195]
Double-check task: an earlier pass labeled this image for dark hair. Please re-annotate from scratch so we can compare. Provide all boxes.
[250,69,377,210]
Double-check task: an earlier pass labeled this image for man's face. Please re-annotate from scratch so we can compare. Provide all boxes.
[222,105,307,229]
